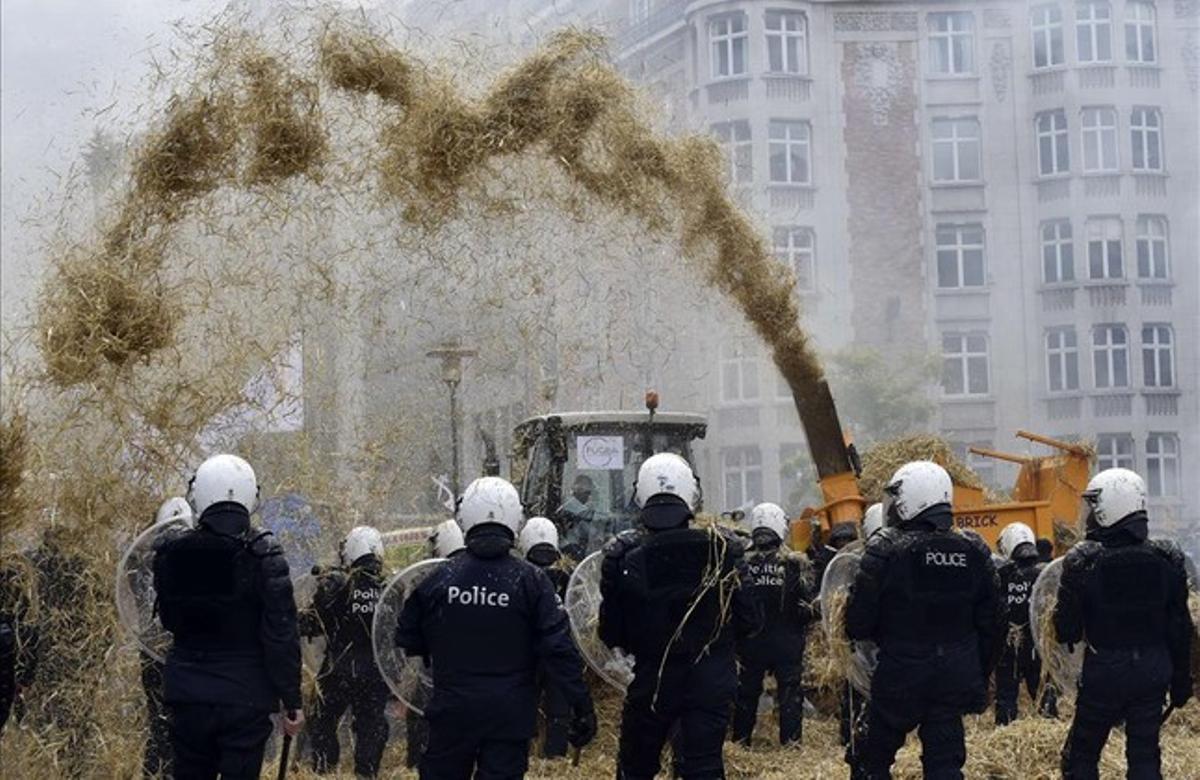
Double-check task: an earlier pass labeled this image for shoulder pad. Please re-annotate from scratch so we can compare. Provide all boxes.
[246,529,283,558]
[860,529,898,570]
[1062,540,1102,570]
[962,530,992,560]
[604,529,642,559]
[1147,538,1186,568]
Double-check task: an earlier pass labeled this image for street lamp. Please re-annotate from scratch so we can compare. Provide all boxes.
[426,340,477,496]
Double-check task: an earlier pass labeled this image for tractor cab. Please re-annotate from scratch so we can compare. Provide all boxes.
[511,409,707,560]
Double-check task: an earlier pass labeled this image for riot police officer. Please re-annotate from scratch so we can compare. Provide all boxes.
[994,521,1057,725]
[845,461,1001,780]
[0,558,37,736]
[839,502,883,769]
[301,526,391,777]
[395,477,596,779]
[518,516,574,759]
[599,453,758,780]
[810,520,858,592]
[731,502,814,747]
[153,454,303,779]
[1054,468,1193,779]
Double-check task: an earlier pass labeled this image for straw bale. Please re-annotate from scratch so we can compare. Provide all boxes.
[858,435,986,503]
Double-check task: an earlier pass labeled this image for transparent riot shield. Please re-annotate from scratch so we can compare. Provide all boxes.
[292,571,327,673]
[371,557,444,715]
[1029,556,1084,700]
[819,548,878,696]
[114,518,190,662]
[565,550,634,693]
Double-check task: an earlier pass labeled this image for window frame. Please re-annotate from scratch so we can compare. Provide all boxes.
[768,119,812,186]
[1144,433,1179,498]
[928,11,975,75]
[1135,215,1170,279]
[721,446,764,510]
[1032,4,1066,68]
[1091,323,1130,389]
[1046,327,1081,393]
[1081,106,1119,173]
[1141,324,1174,389]
[935,223,986,289]
[1124,1,1157,64]
[764,10,808,75]
[941,331,991,397]
[1076,1,1113,64]
[931,117,982,183]
[719,341,760,403]
[1036,109,1071,176]
[773,226,816,292]
[1041,219,1076,283]
[711,119,754,184]
[1096,433,1135,471]
[709,13,750,79]
[1086,217,1124,280]
[1130,107,1163,173]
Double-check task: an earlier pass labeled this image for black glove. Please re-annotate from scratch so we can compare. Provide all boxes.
[567,704,597,749]
[1170,678,1193,711]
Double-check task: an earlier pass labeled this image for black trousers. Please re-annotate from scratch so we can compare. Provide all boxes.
[168,703,273,780]
[618,653,737,780]
[854,696,965,780]
[840,682,868,771]
[1062,647,1171,780]
[994,635,1057,725]
[310,663,390,777]
[0,640,14,736]
[537,669,570,758]
[730,652,804,746]
[140,654,172,778]
[419,719,529,780]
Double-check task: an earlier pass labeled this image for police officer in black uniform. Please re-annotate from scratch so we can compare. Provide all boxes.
[993,521,1057,725]
[0,558,37,736]
[845,461,1001,780]
[301,525,390,777]
[518,515,575,759]
[153,454,303,779]
[395,477,596,779]
[809,520,858,595]
[1054,468,1193,779]
[600,453,759,780]
[731,501,814,747]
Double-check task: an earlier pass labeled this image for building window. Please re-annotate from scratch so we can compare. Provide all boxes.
[1141,325,1174,388]
[932,118,981,182]
[1125,1,1157,64]
[765,11,807,75]
[935,224,985,288]
[1036,110,1070,175]
[1136,215,1169,279]
[1096,433,1134,470]
[722,446,763,510]
[1032,4,1066,68]
[1145,434,1179,497]
[928,11,974,74]
[1042,220,1075,283]
[773,227,815,291]
[1130,107,1163,172]
[768,120,811,185]
[711,120,753,184]
[1047,328,1080,392]
[720,342,759,403]
[710,14,749,79]
[1081,107,1118,173]
[1092,324,1129,389]
[1086,217,1123,279]
[1076,1,1113,63]
[942,332,990,396]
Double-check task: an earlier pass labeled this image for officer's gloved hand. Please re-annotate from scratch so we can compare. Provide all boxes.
[567,703,598,749]
[1170,678,1193,711]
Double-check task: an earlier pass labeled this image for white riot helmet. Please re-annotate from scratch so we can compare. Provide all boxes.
[155,496,194,527]
[634,453,701,511]
[457,476,524,536]
[862,503,884,539]
[342,525,384,566]
[998,522,1036,560]
[749,502,789,543]
[882,461,952,524]
[429,519,465,558]
[1082,468,1147,528]
[518,516,560,557]
[188,454,259,518]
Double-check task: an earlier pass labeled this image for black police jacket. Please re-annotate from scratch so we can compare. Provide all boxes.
[737,543,815,662]
[299,557,386,675]
[846,506,1002,677]
[598,525,759,667]
[1053,512,1192,693]
[394,528,590,740]
[998,554,1043,629]
[153,504,302,711]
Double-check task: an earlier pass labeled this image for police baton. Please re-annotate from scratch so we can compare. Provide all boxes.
[277,711,296,780]
[572,746,582,767]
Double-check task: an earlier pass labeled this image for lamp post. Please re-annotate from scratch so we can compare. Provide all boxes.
[426,340,477,496]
